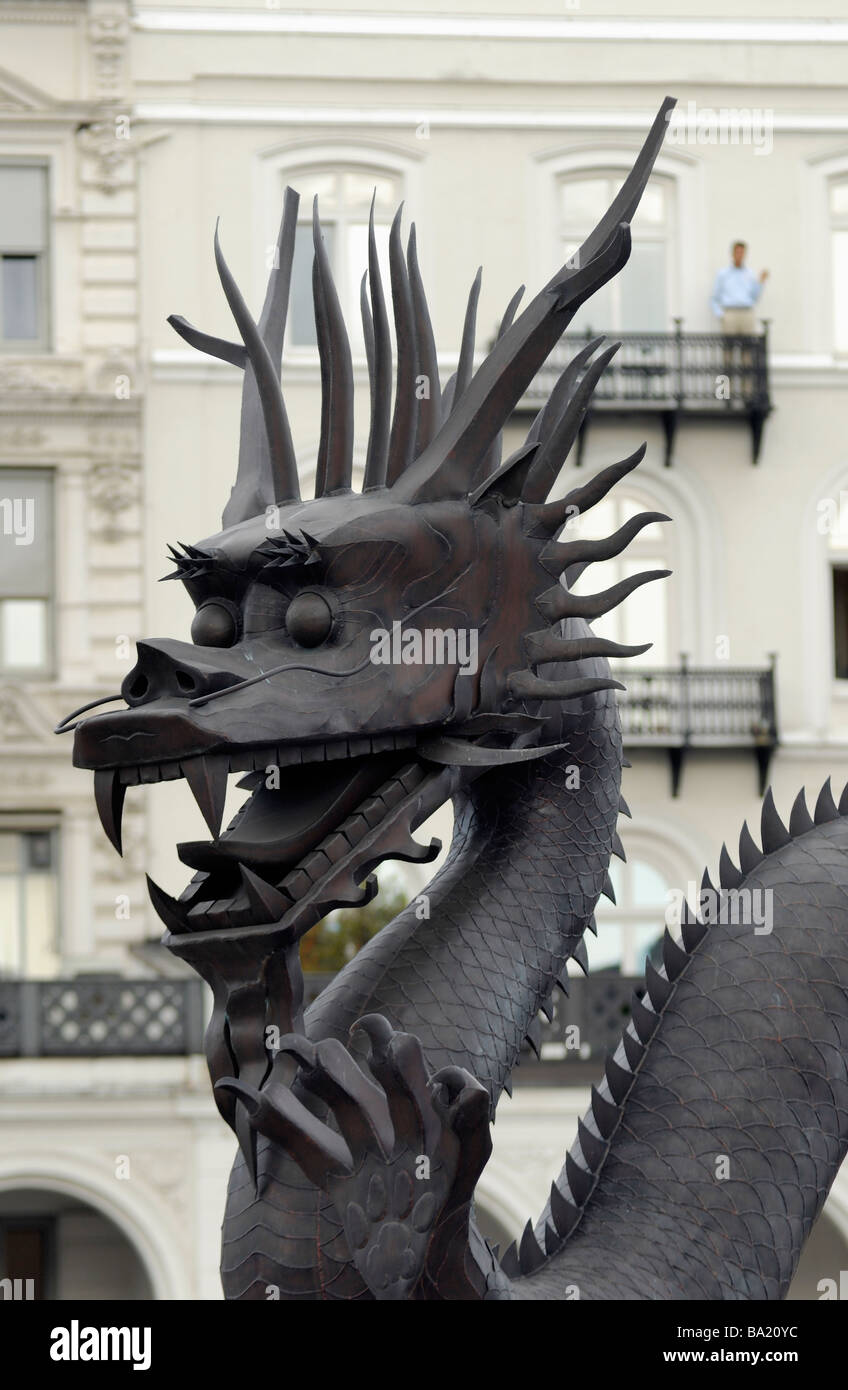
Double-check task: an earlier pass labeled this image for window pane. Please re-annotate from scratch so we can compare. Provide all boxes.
[344,172,395,211]
[0,166,46,249]
[559,177,611,227]
[631,859,668,907]
[0,472,52,594]
[585,921,623,972]
[634,184,665,226]
[24,871,59,977]
[833,568,848,678]
[833,230,848,353]
[0,834,18,873]
[2,256,38,340]
[290,221,335,346]
[619,241,667,331]
[830,180,848,217]
[288,171,337,210]
[2,599,47,669]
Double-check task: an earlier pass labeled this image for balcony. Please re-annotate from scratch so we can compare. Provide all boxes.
[612,656,778,796]
[0,973,645,1073]
[517,321,772,464]
[0,977,205,1057]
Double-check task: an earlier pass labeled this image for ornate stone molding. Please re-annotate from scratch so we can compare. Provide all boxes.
[87,1,130,104]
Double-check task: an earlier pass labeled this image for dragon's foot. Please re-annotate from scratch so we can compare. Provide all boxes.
[217,1014,494,1299]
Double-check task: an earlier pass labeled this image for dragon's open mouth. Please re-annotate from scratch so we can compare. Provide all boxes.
[89,732,453,941]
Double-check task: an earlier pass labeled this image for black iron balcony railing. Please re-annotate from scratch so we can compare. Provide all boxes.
[0,973,643,1067]
[612,656,778,796]
[0,977,205,1057]
[518,321,772,464]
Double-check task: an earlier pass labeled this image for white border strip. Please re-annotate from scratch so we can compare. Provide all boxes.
[135,11,848,44]
[133,103,848,134]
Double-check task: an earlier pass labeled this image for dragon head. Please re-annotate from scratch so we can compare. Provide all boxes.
[67,100,674,958]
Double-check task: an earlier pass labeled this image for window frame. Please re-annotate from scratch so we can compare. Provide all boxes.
[0,159,50,354]
[0,820,60,980]
[0,465,55,679]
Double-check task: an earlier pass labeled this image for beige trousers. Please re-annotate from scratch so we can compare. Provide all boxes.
[720,307,757,335]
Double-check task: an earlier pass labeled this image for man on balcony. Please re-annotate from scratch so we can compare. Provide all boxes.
[711,241,769,399]
[710,240,769,334]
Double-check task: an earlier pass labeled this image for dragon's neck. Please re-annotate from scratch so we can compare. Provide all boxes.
[307,688,622,1102]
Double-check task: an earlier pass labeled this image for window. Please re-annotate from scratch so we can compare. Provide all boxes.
[0,468,53,675]
[558,173,674,333]
[831,178,848,354]
[564,491,671,665]
[0,826,59,978]
[286,168,401,353]
[0,165,48,350]
[587,855,669,975]
[0,1218,53,1300]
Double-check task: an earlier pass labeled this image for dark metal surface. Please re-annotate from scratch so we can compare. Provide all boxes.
[60,93,848,1300]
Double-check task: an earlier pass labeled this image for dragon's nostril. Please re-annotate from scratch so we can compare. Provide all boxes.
[128,674,149,701]
[176,669,197,693]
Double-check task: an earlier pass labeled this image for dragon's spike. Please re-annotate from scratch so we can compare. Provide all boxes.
[167,316,246,368]
[454,267,482,407]
[470,441,539,507]
[362,195,392,491]
[760,788,791,852]
[604,1054,631,1105]
[541,511,671,577]
[738,820,763,874]
[815,776,840,825]
[521,343,621,502]
[507,672,624,702]
[601,871,616,904]
[536,568,671,625]
[645,961,673,1011]
[540,995,555,1023]
[565,1152,593,1205]
[385,205,418,485]
[586,913,598,937]
[389,99,676,504]
[700,866,715,895]
[590,1085,619,1139]
[407,223,441,457]
[839,780,848,816]
[213,219,301,520]
[440,372,457,425]
[500,1242,520,1278]
[527,336,605,447]
[662,928,689,982]
[718,842,743,889]
[523,631,650,667]
[619,794,631,818]
[611,832,627,863]
[543,1222,559,1257]
[518,1220,546,1274]
[681,901,708,952]
[789,788,814,837]
[572,937,589,975]
[532,442,648,536]
[577,1117,606,1170]
[549,1181,580,1237]
[475,285,527,481]
[524,1016,543,1059]
[630,991,658,1044]
[312,199,353,495]
[622,1029,644,1071]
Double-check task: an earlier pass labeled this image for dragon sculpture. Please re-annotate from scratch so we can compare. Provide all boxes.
[62,97,848,1299]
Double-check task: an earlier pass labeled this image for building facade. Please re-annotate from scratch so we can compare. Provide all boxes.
[1,0,847,1298]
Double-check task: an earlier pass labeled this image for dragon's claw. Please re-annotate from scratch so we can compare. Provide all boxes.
[218,1014,493,1298]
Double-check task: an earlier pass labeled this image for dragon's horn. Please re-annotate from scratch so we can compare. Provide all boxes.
[169,189,301,525]
[391,97,676,504]
[361,193,393,492]
[313,197,354,496]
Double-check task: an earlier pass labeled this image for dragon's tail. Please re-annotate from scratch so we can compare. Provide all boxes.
[505,780,848,1300]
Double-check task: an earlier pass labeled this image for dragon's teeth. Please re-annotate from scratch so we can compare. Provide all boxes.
[182,755,229,838]
[94,768,126,855]
[237,864,289,924]
[146,874,193,933]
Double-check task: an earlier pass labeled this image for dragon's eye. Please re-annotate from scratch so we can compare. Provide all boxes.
[191,601,237,648]
[285,590,333,647]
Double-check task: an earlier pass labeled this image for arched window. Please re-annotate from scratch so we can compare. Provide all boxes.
[830,176,848,354]
[281,165,403,355]
[564,490,674,665]
[587,854,670,975]
[557,171,675,333]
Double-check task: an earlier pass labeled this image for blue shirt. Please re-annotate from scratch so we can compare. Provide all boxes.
[710,265,763,317]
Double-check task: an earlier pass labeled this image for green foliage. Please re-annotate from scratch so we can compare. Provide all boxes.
[300,883,410,973]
